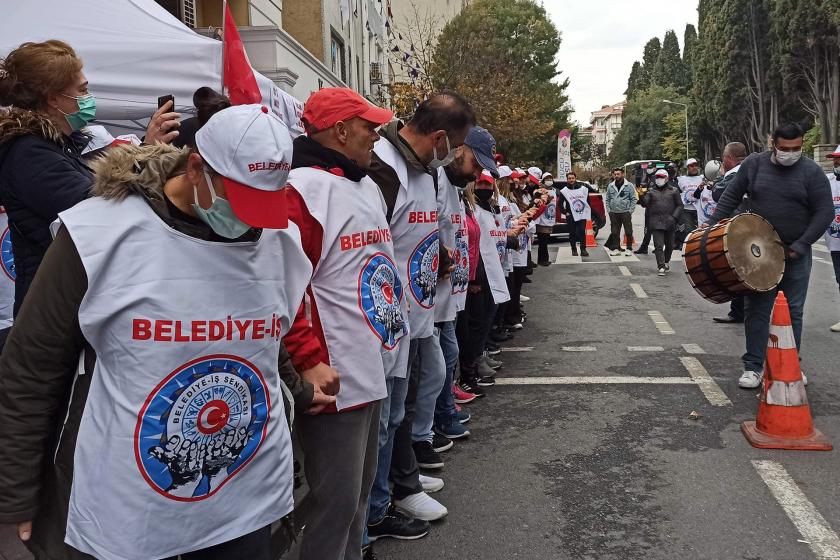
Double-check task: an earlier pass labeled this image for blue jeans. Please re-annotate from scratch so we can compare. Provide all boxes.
[366,341,416,525]
[743,249,812,372]
[434,321,459,428]
[411,331,447,442]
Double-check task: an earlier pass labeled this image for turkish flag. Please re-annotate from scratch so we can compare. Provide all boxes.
[223,4,261,105]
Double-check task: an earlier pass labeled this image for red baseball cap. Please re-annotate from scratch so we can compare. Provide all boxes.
[302,87,393,133]
[476,170,495,187]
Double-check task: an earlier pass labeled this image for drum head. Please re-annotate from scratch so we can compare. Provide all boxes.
[724,214,785,292]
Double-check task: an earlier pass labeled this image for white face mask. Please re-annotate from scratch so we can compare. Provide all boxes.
[543,179,554,187]
[429,134,457,169]
[655,178,668,187]
[775,149,802,167]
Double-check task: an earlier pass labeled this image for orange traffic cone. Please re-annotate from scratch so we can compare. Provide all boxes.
[741,292,832,451]
[624,233,634,249]
[585,220,597,248]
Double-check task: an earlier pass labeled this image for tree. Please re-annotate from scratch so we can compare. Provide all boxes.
[682,24,698,91]
[431,0,572,164]
[661,111,697,163]
[608,85,686,166]
[626,61,644,99]
[639,37,662,90]
[386,3,442,117]
[774,0,840,144]
[652,30,686,92]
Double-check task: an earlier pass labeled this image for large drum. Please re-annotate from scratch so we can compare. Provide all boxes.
[683,213,785,304]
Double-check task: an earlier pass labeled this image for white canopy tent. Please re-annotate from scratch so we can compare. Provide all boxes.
[1,0,303,134]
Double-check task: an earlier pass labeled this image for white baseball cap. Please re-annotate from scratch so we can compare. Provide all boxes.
[830,145,840,158]
[527,166,543,180]
[497,165,513,178]
[655,169,669,177]
[686,158,699,166]
[196,104,293,229]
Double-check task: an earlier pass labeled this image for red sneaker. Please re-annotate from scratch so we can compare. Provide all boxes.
[453,384,478,404]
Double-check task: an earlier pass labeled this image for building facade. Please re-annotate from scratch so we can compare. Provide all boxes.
[589,101,625,158]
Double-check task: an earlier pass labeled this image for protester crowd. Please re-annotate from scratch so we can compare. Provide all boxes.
[0,40,557,560]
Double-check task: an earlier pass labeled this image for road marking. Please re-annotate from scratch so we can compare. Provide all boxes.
[619,265,632,276]
[679,357,731,406]
[752,460,840,560]
[627,346,665,352]
[561,346,597,352]
[681,343,706,354]
[813,243,830,254]
[553,245,611,265]
[648,310,675,335]
[495,376,696,386]
[500,346,533,352]
[630,283,648,299]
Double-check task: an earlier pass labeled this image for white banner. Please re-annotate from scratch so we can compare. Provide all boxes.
[557,129,572,176]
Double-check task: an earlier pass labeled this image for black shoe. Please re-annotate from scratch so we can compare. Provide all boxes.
[412,440,444,469]
[713,315,744,324]
[476,375,496,387]
[490,331,513,343]
[458,379,486,397]
[362,544,378,560]
[581,249,590,257]
[432,433,454,452]
[523,276,532,283]
[634,248,648,254]
[368,505,430,541]
[571,249,578,256]
[538,261,551,267]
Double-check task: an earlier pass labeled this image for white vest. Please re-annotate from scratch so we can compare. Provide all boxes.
[435,170,467,322]
[59,196,310,560]
[0,208,15,329]
[498,195,515,274]
[536,189,557,227]
[824,173,840,251]
[288,167,409,408]
[474,204,510,304]
[374,138,439,339]
[508,200,534,268]
[678,175,704,209]
[560,186,592,222]
[694,185,717,221]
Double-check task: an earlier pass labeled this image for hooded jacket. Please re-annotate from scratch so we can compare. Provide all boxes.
[639,183,683,230]
[0,109,94,316]
[0,144,298,559]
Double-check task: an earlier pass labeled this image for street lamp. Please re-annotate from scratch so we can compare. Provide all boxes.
[662,99,689,164]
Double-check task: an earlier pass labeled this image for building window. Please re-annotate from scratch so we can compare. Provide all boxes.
[154,0,195,27]
[331,30,346,83]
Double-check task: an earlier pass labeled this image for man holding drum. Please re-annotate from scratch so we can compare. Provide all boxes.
[706,123,833,389]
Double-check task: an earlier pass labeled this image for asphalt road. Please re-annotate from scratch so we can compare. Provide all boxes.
[4,209,840,560]
[378,209,840,560]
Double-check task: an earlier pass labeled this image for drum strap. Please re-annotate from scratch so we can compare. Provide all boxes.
[699,226,739,299]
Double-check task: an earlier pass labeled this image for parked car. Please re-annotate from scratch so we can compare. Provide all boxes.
[551,183,606,238]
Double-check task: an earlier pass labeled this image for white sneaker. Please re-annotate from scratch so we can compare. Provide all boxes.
[394,492,448,521]
[519,295,530,302]
[738,370,763,389]
[419,474,444,493]
[831,321,840,332]
[658,267,666,276]
[609,249,622,256]
[624,249,634,256]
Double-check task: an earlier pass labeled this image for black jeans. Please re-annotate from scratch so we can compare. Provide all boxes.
[652,228,675,268]
[504,267,528,324]
[568,219,586,252]
[729,295,745,321]
[537,232,551,264]
[164,525,272,560]
[457,282,494,372]
[608,211,634,249]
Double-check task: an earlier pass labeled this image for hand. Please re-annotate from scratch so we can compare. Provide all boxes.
[787,249,800,260]
[699,222,710,229]
[301,362,340,396]
[468,284,481,294]
[305,387,337,415]
[517,215,529,226]
[508,225,525,237]
[441,263,455,280]
[144,100,181,145]
[17,520,32,542]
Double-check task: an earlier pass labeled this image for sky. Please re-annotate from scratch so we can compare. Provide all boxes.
[543,0,699,126]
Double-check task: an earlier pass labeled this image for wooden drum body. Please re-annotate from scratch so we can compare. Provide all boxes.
[684,213,785,304]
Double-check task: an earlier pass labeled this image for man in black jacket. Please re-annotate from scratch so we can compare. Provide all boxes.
[707,124,833,389]
[640,169,682,275]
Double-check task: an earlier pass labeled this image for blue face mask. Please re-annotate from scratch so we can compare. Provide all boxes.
[191,169,252,239]
[59,93,96,131]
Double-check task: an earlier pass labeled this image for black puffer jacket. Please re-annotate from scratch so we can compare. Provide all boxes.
[640,184,683,230]
[0,109,93,315]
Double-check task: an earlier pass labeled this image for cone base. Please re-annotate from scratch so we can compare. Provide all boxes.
[741,421,833,451]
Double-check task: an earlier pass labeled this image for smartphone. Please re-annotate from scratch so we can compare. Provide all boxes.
[157,95,175,111]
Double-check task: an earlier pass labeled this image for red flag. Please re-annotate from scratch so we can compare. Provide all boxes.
[223,4,261,105]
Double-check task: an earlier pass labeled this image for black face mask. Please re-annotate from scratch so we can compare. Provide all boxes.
[475,189,493,202]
